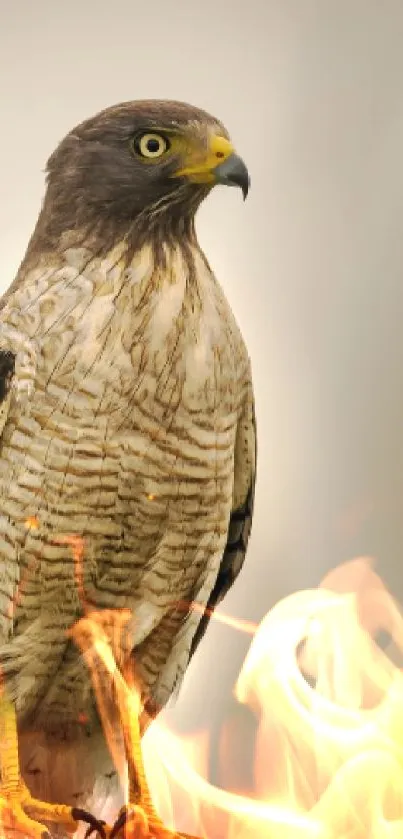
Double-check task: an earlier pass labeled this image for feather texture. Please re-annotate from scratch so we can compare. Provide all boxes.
[0,99,256,820]
[0,238,255,812]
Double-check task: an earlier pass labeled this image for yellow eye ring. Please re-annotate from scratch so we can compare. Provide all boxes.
[133,132,169,159]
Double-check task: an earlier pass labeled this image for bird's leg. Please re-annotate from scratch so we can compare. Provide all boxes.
[69,611,200,839]
[109,689,199,839]
[0,694,105,839]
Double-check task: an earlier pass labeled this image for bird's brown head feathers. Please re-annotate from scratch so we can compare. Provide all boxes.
[27,100,250,264]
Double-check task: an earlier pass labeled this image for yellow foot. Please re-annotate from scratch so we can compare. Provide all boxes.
[106,805,201,839]
[0,782,106,839]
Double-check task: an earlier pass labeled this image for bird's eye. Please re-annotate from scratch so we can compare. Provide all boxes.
[132,132,169,159]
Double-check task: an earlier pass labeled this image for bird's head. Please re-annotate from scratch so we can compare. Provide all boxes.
[40,100,250,254]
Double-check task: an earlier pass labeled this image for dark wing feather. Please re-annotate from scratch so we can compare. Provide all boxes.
[189,398,257,660]
[0,350,15,436]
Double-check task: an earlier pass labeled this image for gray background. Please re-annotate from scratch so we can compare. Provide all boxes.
[1,0,403,810]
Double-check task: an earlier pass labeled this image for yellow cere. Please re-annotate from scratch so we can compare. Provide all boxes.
[172,134,235,184]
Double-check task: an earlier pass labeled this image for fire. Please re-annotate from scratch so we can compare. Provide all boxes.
[69,555,403,838]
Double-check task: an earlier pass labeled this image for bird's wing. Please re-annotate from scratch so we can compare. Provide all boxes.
[189,382,257,660]
[0,349,18,637]
[0,350,15,437]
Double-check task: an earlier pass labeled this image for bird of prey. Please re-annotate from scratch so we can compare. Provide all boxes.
[0,100,256,838]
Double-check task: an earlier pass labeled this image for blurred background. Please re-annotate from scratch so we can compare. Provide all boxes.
[1,0,403,795]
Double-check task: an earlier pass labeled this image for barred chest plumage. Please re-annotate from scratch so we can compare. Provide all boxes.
[0,98,256,833]
[0,238,250,723]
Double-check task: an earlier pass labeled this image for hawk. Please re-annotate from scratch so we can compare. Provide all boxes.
[0,100,256,837]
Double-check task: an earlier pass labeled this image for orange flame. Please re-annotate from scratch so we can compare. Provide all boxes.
[68,555,403,838]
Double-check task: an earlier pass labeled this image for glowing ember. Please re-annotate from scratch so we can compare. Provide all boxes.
[24,516,39,530]
[68,556,403,838]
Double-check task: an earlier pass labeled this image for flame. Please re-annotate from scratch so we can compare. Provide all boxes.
[67,555,403,838]
[25,516,39,530]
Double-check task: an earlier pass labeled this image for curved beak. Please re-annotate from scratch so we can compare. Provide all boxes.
[172,134,250,200]
[212,153,250,200]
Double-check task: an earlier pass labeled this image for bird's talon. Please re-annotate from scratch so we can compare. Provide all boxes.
[110,804,149,839]
[84,823,107,839]
[72,807,107,839]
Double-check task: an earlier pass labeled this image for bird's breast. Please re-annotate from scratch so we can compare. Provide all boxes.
[9,242,247,426]
[0,240,249,583]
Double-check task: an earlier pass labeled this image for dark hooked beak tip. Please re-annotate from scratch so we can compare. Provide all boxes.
[213,153,250,200]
